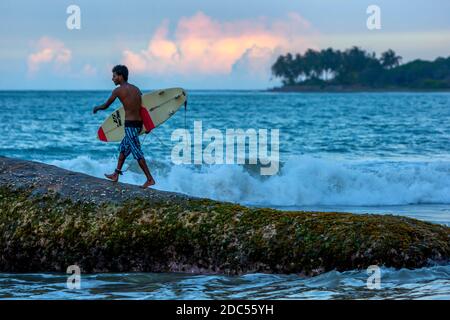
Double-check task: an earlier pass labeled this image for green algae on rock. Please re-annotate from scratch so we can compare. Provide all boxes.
[0,156,449,275]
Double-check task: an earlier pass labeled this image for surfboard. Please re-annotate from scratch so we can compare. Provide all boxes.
[97,87,187,142]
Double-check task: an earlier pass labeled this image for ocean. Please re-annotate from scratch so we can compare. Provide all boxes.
[0,90,449,299]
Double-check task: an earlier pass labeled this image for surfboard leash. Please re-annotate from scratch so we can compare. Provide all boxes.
[150,131,170,148]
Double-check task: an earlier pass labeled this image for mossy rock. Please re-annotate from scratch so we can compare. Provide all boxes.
[0,185,449,275]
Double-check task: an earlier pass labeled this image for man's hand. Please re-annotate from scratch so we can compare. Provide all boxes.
[93,105,101,114]
[93,89,118,114]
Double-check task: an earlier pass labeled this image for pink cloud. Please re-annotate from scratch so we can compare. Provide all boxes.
[122,12,317,77]
[27,37,72,74]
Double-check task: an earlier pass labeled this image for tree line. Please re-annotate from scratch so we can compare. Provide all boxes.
[271,46,450,89]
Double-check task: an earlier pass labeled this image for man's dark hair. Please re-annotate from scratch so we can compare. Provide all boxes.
[112,65,129,81]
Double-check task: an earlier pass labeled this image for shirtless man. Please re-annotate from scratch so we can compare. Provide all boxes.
[93,65,155,188]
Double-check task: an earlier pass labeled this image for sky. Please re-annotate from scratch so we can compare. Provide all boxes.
[1,0,449,90]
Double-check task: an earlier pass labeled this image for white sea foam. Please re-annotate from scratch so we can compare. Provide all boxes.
[48,155,450,206]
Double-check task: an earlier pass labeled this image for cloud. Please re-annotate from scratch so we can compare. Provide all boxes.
[81,64,97,76]
[122,12,317,78]
[27,37,72,75]
[231,46,276,77]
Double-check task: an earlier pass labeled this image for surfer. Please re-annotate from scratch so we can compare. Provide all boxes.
[93,65,155,188]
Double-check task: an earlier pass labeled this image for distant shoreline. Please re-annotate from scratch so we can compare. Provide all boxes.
[267,85,450,93]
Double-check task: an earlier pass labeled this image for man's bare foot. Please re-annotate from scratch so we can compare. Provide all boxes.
[104,172,119,182]
[141,178,155,189]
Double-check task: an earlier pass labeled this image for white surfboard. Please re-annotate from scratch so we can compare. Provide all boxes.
[97,87,187,142]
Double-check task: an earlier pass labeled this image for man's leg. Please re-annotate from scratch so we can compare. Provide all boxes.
[105,133,131,182]
[137,157,155,188]
[105,152,127,182]
[117,151,126,172]
[127,127,155,188]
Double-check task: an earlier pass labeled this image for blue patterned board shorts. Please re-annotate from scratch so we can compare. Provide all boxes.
[119,121,144,160]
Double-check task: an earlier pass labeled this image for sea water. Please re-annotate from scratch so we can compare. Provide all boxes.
[0,90,449,299]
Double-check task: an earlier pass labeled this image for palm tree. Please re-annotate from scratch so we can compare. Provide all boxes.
[380,49,402,69]
[271,55,286,79]
[293,53,306,83]
[271,54,297,85]
[321,48,341,81]
[303,49,321,79]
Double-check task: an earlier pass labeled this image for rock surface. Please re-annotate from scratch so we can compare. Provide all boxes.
[0,156,449,275]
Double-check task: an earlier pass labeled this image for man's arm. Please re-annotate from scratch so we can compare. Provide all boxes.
[93,88,119,114]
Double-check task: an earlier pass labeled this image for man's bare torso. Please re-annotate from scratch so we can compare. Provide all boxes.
[116,83,142,121]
